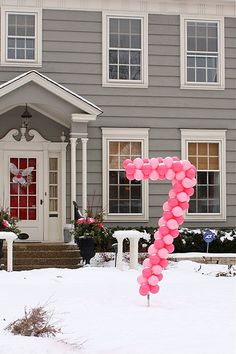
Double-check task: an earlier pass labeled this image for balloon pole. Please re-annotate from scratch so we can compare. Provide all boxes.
[147,294,150,307]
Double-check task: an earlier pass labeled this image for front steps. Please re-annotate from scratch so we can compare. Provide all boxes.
[1,242,83,271]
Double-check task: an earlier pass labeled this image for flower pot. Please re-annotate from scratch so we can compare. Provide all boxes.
[76,236,95,265]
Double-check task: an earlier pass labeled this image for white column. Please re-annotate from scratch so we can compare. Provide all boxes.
[70,137,77,220]
[81,137,88,214]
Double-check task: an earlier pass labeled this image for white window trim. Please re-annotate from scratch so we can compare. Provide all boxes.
[180,15,225,90]
[102,128,149,222]
[181,129,226,221]
[1,6,42,67]
[102,11,148,88]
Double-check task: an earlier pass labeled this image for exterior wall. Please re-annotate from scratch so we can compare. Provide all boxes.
[0,8,235,227]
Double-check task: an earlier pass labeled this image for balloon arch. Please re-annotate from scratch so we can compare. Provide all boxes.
[123,156,196,297]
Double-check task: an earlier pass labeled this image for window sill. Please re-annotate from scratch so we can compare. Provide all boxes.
[0,61,42,67]
[104,214,149,222]
[185,213,226,222]
[181,83,225,90]
[102,81,148,89]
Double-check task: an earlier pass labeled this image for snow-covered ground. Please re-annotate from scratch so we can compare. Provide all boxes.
[0,259,235,354]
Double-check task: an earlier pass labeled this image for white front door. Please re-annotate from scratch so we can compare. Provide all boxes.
[4,151,44,241]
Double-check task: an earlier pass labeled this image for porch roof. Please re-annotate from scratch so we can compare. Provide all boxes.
[0,71,102,127]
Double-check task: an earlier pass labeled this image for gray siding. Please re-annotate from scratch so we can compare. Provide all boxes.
[0,10,235,228]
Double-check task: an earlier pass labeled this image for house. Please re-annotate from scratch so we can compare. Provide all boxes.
[0,0,235,244]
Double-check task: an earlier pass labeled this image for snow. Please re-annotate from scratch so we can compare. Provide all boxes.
[0,260,235,354]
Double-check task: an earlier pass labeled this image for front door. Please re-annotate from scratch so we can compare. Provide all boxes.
[4,151,44,241]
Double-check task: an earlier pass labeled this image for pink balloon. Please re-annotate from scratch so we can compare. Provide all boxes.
[179,201,189,210]
[142,163,152,176]
[163,157,173,168]
[170,229,179,238]
[134,169,144,181]
[168,198,179,208]
[150,170,159,180]
[148,275,159,286]
[182,160,192,171]
[150,158,159,169]
[126,163,135,174]
[150,285,160,294]
[186,168,196,179]
[159,226,170,236]
[163,235,173,245]
[157,273,164,281]
[173,182,184,193]
[163,211,173,221]
[172,161,183,172]
[122,159,132,169]
[158,248,169,259]
[148,244,157,255]
[175,171,185,181]
[185,187,195,196]
[159,259,168,268]
[152,264,162,275]
[139,284,150,296]
[165,169,175,180]
[142,267,152,278]
[177,192,189,202]
[175,216,184,225]
[154,231,162,239]
[137,275,148,284]
[172,206,183,217]
[167,219,179,230]
[163,201,170,211]
[158,217,166,227]
[157,163,167,176]
[154,239,164,249]
[182,177,194,188]
[126,173,134,180]
[166,244,175,253]
[149,254,160,265]
[169,190,177,198]
[133,157,143,169]
[143,258,152,268]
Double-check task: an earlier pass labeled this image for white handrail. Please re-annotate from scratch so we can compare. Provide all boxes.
[0,232,18,272]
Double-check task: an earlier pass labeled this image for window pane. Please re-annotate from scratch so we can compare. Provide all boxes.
[209,157,219,170]
[187,57,195,67]
[119,200,129,213]
[109,200,118,213]
[131,35,141,49]
[189,156,197,166]
[16,49,25,59]
[131,200,142,213]
[187,37,195,51]
[8,49,15,59]
[198,200,207,213]
[17,38,25,48]
[131,142,141,155]
[189,143,197,155]
[187,68,195,82]
[196,68,206,82]
[130,51,140,64]
[197,23,206,37]
[209,200,220,213]
[209,143,219,156]
[109,65,118,79]
[131,19,141,34]
[110,34,118,47]
[110,18,118,33]
[189,199,197,213]
[208,38,217,52]
[109,186,118,198]
[187,23,195,37]
[207,57,217,68]
[198,186,207,198]
[119,50,129,64]
[196,57,206,67]
[197,38,206,51]
[131,66,140,80]
[197,172,207,184]
[119,65,129,79]
[198,156,208,170]
[120,186,130,199]
[109,171,118,184]
[209,185,220,198]
[109,156,118,169]
[26,38,34,49]
[207,69,217,82]
[131,186,141,198]
[119,19,129,34]
[120,142,130,155]
[198,143,207,155]
[119,171,129,184]
[208,172,219,185]
[110,142,119,155]
[119,34,129,48]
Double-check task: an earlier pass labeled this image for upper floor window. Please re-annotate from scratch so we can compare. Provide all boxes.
[1,8,42,66]
[181,130,226,221]
[102,13,148,88]
[180,16,224,90]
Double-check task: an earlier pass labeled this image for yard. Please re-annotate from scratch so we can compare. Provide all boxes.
[0,259,235,354]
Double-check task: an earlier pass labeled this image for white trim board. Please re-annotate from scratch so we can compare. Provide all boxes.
[0,1,235,17]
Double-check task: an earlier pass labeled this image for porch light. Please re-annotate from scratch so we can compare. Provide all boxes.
[21,104,32,129]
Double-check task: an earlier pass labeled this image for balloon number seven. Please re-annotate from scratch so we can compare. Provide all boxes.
[123,157,196,297]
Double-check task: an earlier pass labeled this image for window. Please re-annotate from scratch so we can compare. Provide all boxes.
[180,16,224,89]
[49,158,58,217]
[181,130,226,220]
[1,8,42,66]
[102,13,148,87]
[102,128,149,221]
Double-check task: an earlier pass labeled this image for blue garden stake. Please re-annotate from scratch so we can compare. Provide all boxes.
[203,230,216,253]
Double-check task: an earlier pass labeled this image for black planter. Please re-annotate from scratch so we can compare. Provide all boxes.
[76,237,95,265]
